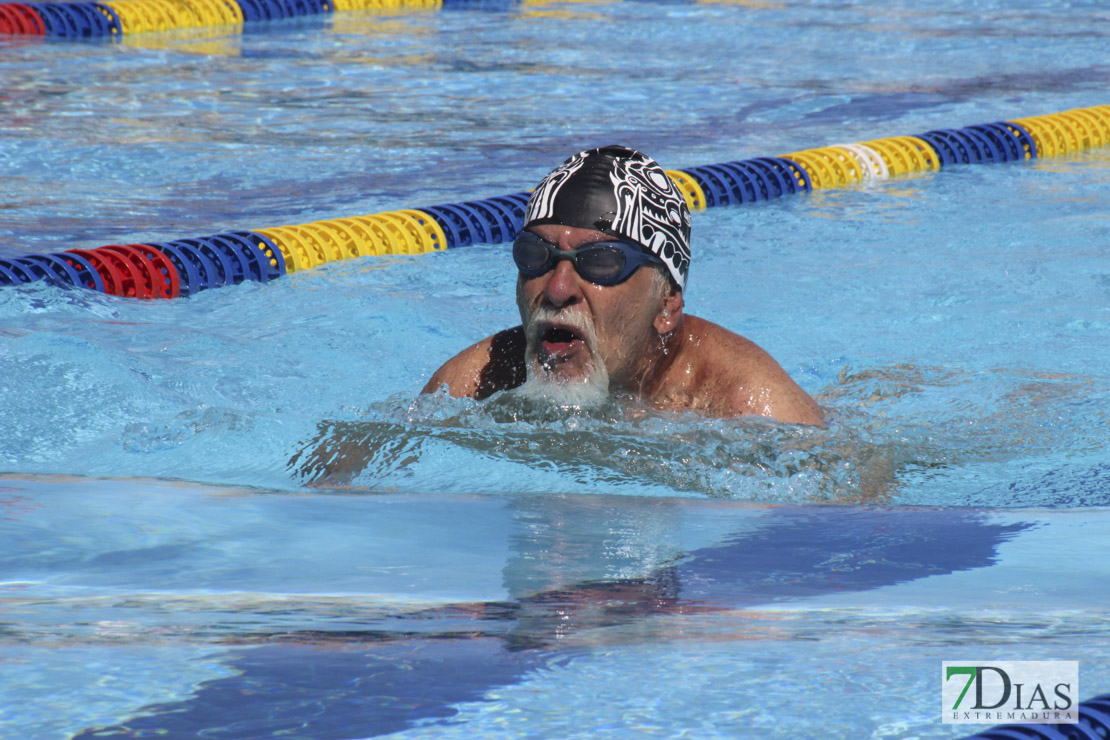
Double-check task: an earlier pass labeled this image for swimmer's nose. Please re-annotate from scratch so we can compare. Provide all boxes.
[542,258,583,308]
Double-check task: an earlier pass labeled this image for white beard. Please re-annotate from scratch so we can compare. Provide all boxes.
[513,367,610,409]
[513,306,611,409]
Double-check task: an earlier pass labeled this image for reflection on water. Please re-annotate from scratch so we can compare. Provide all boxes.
[66,506,1032,739]
[289,362,1110,506]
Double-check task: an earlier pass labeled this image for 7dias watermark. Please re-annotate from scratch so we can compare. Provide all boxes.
[942,661,1078,724]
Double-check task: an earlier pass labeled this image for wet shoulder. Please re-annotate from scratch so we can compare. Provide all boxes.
[422,326,526,400]
[677,316,777,388]
[671,316,824,425]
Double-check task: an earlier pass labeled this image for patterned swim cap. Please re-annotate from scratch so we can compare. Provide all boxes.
[523,146,691,291]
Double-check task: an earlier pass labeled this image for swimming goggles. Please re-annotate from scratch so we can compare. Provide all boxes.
[512,231,664,286]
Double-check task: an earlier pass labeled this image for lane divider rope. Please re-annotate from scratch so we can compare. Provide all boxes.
[958,692,1110,740]
[0,0,472,37]
[1,103,1107,299]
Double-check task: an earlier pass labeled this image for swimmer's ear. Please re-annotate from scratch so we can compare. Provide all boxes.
[654,288,684,334]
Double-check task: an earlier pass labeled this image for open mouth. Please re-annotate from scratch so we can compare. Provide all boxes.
[538,322,585,359]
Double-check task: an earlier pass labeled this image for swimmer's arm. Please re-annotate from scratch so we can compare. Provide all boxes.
[421,326,526,400]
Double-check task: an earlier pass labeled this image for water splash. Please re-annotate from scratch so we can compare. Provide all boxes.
[290,387,865,502]
[289,361,1110,506]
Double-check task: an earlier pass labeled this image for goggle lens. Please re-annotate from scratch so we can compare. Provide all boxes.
[512,232,661,286]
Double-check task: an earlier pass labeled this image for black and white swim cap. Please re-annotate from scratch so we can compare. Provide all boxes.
[523,146,691,291]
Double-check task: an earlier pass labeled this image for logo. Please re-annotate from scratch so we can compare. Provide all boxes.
[942,661,1078,724]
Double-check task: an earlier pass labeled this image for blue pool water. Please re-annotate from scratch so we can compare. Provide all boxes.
[2,1,1109,737]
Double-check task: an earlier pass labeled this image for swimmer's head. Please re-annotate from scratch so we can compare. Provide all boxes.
[523,145,691,291]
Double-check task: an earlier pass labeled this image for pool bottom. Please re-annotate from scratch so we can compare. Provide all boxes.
[1,475,1108,738]
[7,616,1105,740]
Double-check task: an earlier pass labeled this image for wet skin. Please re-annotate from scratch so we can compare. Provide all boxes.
[423,225,824,426]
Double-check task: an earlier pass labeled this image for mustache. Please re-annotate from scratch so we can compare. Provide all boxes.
[525,305,598,345]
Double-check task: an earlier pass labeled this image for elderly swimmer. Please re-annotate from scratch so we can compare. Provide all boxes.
[423,145,824,426]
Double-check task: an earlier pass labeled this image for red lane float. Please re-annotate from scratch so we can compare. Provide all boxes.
[0,4,46,35]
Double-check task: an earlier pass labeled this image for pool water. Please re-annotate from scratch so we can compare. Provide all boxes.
[2,1,1109,738]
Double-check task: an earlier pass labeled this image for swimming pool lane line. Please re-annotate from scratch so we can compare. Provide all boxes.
[0,0,481,38]
[958,692,1110,740]
[0,103,1107,298]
